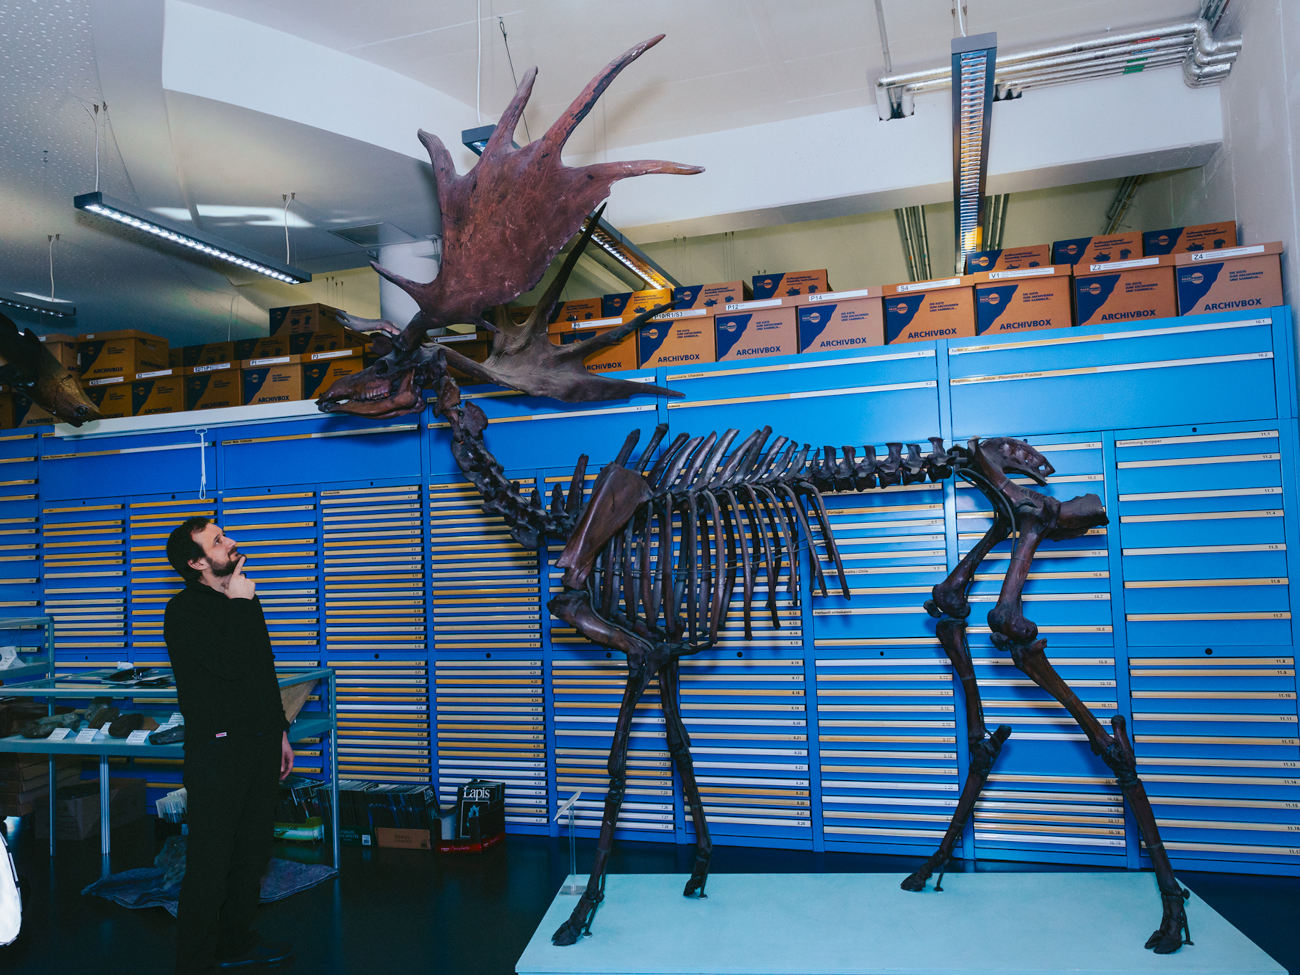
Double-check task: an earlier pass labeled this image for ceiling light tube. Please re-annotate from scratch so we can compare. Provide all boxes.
[73,191,311,284]
[951,32,997,274]
[0,292,76,318]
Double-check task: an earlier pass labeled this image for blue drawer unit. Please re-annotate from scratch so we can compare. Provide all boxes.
[39,496,128,669]
[128,494,218,661]
[433,652,549,830]
[1116,424,1292,646]
[220,413,422,489]
[814,647,960,855]
[0,431,41,613]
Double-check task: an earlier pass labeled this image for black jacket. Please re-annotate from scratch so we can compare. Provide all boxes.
[164,580,288,743]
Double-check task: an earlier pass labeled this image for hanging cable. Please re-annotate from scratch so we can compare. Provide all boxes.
[954,0,969,37]
[475,0,483,123]
[498,17,531,142]
[79,101,103,191]
[196,428,209,500]
[282,192,296,263]
[47,234,59,300]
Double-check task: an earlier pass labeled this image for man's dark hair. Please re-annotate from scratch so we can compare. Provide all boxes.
[166,517,212,583]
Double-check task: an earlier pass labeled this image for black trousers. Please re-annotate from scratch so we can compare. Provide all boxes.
[175,731,279,975]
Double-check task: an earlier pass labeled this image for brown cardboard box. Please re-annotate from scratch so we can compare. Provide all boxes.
[1144,221,1238,256]
[186,361,242,410]
[10,390,54,427]
[430,331,491,366]
[1051,233,1142,267]
[375,826,432,850]
[1175,242,1284,315]
[269,303,343,335]
[552,316,638,373]
[637,311,716,368]
[286,325,369,358]
[84,375,133,419]
[303,350,366,401]
[35,776,146,841]
[168,347,184,368]
[132,367,187,416]
[973,266,1074,335]
[622,288,673,319]
[242,354,304,405]
[751,269,830,300]
[715,298,798,361]
[0,391,14,429]
[39,333,79,371]
[233,333,290,361]
[964,245,1053,273]
[673,281,750,310]
[882,276,977,343]
[1074,255,1177,327]
[794,288,884,353]
[182,341,235,368]
[79,330,169,379]
[550,297,603,324]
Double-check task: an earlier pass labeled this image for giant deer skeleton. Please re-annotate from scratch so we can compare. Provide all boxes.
[317,37,1191,954]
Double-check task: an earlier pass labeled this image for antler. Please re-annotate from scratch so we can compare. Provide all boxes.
[378,34,702,351]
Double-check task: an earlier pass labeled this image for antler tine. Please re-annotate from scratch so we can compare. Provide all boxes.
[486,66,538,156]
[531,206,607,337]
[545,35,665,150]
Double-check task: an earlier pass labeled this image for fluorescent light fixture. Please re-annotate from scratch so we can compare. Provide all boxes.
[73,191,311,284]
[0,291,75,318]
[951,32,997,274]
[460,124,677,290]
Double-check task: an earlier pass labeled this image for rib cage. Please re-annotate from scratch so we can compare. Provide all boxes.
[547,423,973,648]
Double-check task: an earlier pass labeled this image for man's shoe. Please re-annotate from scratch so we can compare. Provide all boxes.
[216,938,293,969]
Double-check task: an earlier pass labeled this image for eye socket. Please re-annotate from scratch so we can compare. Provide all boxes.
[373,358,391,376]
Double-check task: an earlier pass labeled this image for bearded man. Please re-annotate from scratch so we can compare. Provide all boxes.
[164,517,295,974]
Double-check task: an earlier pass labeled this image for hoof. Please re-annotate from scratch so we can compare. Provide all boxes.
[1145,930,1183,955]
[551,921,583,947]
[1145,888,1191,953]
[900,872,928,892]
[683,874,708,898]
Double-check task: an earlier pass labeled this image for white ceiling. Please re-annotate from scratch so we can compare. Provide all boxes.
[0,0,1213,345]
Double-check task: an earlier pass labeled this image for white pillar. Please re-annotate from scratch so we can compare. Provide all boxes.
[376,239,441,327]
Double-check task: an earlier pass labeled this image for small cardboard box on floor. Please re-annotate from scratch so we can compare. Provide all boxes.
[1143,220,1238,256]
[79,329,169,379]
[1051,233,1142,268]
[35,776,146,840]
[794,287,884,353]
[132,368,187,416]
[973,266,1074,336]
[1074,255,1177,327]
[964,245,1053,273]
[882,276,976,343]
[1175,242,1285,315]
[551,316,638,374]
[715,298,798,361]
[186,361,242,410]
[637,310,716,368]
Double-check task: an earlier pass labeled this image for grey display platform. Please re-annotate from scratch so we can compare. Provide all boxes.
[517,873,1284,975]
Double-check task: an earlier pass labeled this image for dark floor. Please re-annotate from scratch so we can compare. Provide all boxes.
[1,815,1296,975]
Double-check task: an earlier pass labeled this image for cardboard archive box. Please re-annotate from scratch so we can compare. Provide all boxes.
[35,775,146,840]
[622,288,673,319]
[1074,255,1177,327]
[751,269,830,300]
[673,280,749,309]
[550,316,638,374]
[1051,233,1143,268]
[972,266,1074,335]
[39,333,79,371]
[232,333,290,362]
[242,354,305,405]
[964,245,1053,273]
[181,341,235,368]
[550,297,603,324]
[79,330,169,379]
[84,375,133,419]
[1175,242,1284,315]
[1143,221,1238,256]
[882,276,977,343]
[302,349,366,401]
[269,303,343,334]
[637,310,716,368]
[715,298,799,361]
[132,368,187,416]
[795,287,884,353]
[186,361,242,410]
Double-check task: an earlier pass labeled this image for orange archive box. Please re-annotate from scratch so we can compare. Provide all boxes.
[637,310,716,368]
[269,303,343,334]
[972,266,1074,336]
[38,334,79,371]
[1073,255,1177,327]
[132,368,187,416]
[186,361,242,410]
[1051,233,1142,268]
[751,269,830,300]
[883,276,976,343]
[2,387,52,427]
[794,288,884,353]
[1175,242,1284,316]
[233,333,290,362]
[552,317,638,374]
[79,330,169,379]
[673,281,749,310]
[241,354,304,405]
[964,245,1053,273]
[181,341,235,368]
[1144,221,1238,256]
[550,297,603,325]
[84,375,133,419]
[622,289,673,319]
[715,299,799,362]
[302,349,365,400]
